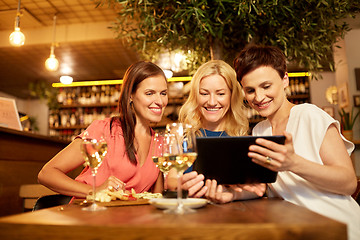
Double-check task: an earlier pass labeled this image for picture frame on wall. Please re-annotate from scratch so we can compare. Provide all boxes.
[322,106,335,118]
[354,95,360,107]
[338,83,349,108]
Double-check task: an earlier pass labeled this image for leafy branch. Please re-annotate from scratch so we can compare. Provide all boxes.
[28,81,59,110]
[97,0,360,76]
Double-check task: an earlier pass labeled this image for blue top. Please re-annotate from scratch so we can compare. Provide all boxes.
[185,128,228,173]
[199,128,229,137]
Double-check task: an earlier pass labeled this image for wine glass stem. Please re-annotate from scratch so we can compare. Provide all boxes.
[92,170,96,205]
[163,172,168,190]
[177,171,183,210]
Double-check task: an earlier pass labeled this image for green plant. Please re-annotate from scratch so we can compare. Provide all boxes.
[97,0,360,76]
[28,116,39,133]
[338,107,360,130]
[28,81,59,110]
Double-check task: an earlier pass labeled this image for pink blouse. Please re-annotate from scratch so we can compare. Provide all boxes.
[75,118,159,193]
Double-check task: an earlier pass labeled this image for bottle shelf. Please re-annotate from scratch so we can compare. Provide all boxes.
[57,98,184,110]
[49,74,310,140]
[58,102,118,109]
[48,82,189,141]
[49,125,88,130]
[287,94,310,100]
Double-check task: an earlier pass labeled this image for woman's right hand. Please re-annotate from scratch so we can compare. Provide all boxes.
[96,175,126,192]
[181,171,208,198]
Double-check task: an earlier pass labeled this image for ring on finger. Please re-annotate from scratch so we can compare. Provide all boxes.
[265,156,272,164]
[115,184,120,190]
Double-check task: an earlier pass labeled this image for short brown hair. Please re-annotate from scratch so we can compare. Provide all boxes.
[233,45,287,84]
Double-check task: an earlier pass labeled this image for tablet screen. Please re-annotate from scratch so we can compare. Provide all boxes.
[193,135,285,184]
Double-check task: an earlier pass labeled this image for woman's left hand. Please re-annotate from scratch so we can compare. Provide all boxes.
[205,181,266,204]
[205,179,236,204]
[248,131,298,172]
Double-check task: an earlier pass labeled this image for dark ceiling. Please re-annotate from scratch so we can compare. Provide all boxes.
[0,1,359,100]
[0,0,140,99]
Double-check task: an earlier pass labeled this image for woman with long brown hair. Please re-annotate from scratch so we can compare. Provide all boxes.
[38,61,168,198]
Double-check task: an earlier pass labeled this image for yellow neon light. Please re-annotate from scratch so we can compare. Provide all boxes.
[167,76,192,82]
[288,72,310,77]
[52,73,308,88]
[52,76,193,88]
[52,80,123,88]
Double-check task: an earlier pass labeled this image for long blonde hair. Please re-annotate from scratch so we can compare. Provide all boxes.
[179,60,248,136]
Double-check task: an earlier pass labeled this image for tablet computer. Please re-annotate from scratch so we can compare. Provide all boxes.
[193,135,285,184]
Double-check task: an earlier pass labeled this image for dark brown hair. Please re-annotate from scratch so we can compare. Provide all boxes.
[111,61,166,165]
[233,45,287,84]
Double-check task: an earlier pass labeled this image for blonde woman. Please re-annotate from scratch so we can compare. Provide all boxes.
[179,60,248,137]
[170,60,266,202]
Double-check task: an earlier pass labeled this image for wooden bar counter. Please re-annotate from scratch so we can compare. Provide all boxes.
[0,127,71,216]
[0,198,347,240]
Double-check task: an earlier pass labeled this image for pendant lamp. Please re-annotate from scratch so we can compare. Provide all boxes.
[45,15,59,71]
[9,0,25,47]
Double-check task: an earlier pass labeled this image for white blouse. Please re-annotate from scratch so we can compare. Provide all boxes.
[253,103,360,240]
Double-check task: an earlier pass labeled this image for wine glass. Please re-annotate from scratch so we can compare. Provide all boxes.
[152,130,174,191]
[80,131,108,211]
[165,123,197,214]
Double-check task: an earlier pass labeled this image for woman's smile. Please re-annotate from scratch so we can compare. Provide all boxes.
[197,74,231,130]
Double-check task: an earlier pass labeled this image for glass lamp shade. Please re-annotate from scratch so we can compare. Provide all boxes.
[60,76,73,84]
[45,54,59,71]
[9,27,25,47]
[163,69,173,79]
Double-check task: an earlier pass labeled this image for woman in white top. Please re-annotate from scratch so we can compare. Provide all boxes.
[233,44,360,240]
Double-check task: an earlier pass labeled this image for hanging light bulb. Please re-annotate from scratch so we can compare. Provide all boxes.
[45,15,59,71]
[9,0,25,47]
[45,47,59,71]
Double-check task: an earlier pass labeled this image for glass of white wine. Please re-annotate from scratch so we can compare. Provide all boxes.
[81,131,108,211]
[165,123,197,214]
[152,130,174,190]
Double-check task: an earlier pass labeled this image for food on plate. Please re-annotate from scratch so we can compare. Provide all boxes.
[87,188,162,203]
[131,188,163,200]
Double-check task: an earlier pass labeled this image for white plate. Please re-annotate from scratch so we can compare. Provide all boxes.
[149,198,208,209]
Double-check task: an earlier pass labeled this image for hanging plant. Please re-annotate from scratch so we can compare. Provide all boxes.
[28,81,59,110]
[97,0,360,76]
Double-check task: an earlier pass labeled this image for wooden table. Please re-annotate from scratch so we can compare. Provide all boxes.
[0,198,346,240]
